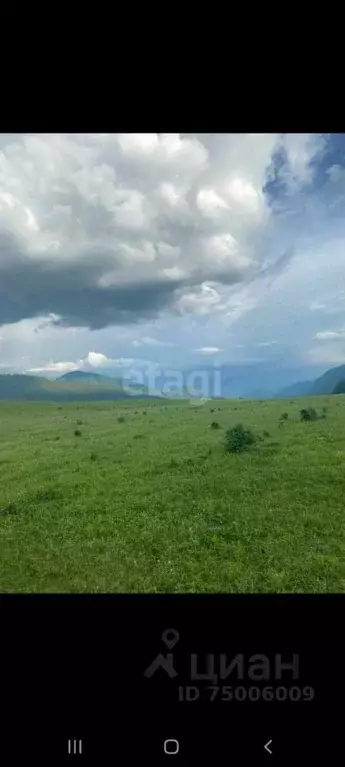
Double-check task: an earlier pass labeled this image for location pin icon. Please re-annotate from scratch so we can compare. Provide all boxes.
[162,628,180,649]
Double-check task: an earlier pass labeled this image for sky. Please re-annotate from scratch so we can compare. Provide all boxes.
[1,132,345,391]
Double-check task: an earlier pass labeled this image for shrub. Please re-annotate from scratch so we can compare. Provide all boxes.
[74,429,82,437]
[142,411,147,415]
[76,419,83,425]
[211,421,220,429]
[300,408,317,422]
[90,452,97,461]
[263,430,270,438]
[224,423,256,453]
[55,436,60,441]
[322,406,328,415]
[118,416,125,423]
[133,434,144,439]
[210,408,215,413]
[280,412,288,421]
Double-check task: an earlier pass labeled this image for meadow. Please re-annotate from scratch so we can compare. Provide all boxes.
[0,395,344,593]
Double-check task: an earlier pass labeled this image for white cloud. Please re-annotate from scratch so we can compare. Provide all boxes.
[28,360,81,374]
[315,329,345,340]
[141,336,175,347]
[193,347,224,355]
[0,132,303,331]
[27,351,137,376]
[85,351,109,367]
[175,283,222,316]
[256,341,279,347]
[280,133,326,190]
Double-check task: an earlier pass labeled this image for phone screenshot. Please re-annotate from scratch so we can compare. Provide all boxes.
[1,132,344,764]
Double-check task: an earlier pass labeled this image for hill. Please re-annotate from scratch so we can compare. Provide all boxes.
[276,380,313,398]
[0,374,155,401]
[59,370,110,382]
[333,379,345,394]
[310,364,345,395]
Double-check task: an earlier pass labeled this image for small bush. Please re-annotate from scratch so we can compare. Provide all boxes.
[74,429,82,437]
[322,406,328,415]
[118,416,125,423]
[90,452,97,461]
[76,419,83,425]
[55,436,60,441]
[280,412,288,421]
[224,423,256,453]
[300,408,317,422]
[210,408,215,413]
[263,430,270,438]
[211,421,220,429]
[58,406,63,411]
[133,434,144,439]
[142,411,147,415]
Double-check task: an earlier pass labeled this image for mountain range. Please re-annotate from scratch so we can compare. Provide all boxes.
[0,363,345,401]
[0,372,151,401]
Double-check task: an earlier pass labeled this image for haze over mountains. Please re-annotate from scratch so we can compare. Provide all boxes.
[1,362,345,401]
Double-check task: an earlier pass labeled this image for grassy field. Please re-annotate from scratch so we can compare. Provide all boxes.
[0,395,344,593]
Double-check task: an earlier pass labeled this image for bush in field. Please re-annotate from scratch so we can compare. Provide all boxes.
[300,408,317,422]
[211,421,220,429]
[224,423,256,453]
[263,430,270,438]
[280,412,288,421]
[74,429,82,437]
[118,416,125,423]
[90,452,97,461]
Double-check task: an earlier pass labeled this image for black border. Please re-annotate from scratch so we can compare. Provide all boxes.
[2,594,344,763]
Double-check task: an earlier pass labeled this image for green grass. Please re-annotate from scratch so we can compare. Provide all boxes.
[0,395,344,593]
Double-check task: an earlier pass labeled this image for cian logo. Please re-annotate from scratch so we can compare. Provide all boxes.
[144,629,180,678]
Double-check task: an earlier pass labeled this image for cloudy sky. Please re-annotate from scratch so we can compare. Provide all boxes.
[1,132,345,385]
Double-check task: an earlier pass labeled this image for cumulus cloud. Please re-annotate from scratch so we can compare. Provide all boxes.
[27,351,138,375]
[0,133,327,333]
